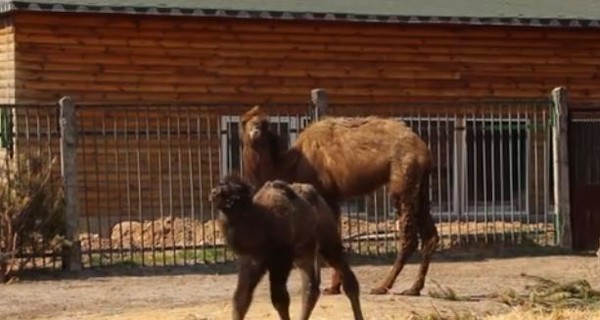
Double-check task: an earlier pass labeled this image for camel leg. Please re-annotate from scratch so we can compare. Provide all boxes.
[320,239,364,320]
[268,254,293,320]
[296,252,321,320]
[400,177,439,296]
[370,200,419,295]
[233,256,267,320]
[322,199,343,296]
[370,160,421,295]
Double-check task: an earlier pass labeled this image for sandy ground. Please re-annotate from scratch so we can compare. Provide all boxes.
[2,255,599,320]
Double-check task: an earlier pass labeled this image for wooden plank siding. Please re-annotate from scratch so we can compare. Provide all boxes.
[11,11,600,105]
[0,17,14,104]
[8,11,588,234]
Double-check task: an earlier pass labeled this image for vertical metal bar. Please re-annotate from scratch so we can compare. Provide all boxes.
[145,105,156,266]
[525,108,532,239]
[102,109,113,265]
[482,111,489,244]
[23,107,37,269]
[207,114,217,263]
[516,106,523,244]
[543,106,549,246]
[186,107,197,265]
[491,105,497,244]
[157,110,166,266]
[176,105,186,266]
[124,113,133,263]
[508,106,515,245]
[533,109,540,241]
[196,113,206,263]
[113,111,124,263]
[446,112,452,248]
[221,110,229,262]
[436,114,443,246]
[167,109,176,265]
[471,111,478,243]
[45,109,57,269]
[35,108,47,269]
[93,110,103,266]
[427,113,435,247]
[79,109,93,267]
[500,104,506,245]
[134,107,144,266]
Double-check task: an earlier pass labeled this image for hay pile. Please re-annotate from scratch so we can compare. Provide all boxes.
[495,273,600,312]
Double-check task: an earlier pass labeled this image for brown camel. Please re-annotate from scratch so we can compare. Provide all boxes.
[209,174,364,320]
[240,105,439,296]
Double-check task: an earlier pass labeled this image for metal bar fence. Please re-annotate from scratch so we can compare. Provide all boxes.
[0,104,63,275]
[1,98,558,270]
[325,99,556,254]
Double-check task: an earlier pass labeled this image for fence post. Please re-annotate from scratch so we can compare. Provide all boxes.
[551,87,572,250]
[311,88,328,121]
[59,96,82,271]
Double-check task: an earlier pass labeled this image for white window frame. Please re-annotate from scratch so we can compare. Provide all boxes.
[391,116,531,218]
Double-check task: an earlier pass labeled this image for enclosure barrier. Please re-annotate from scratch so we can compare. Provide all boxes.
[0,88,575,272]
[0,103,64,276]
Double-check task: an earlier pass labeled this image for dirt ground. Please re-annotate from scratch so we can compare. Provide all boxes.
[2,255,599,320]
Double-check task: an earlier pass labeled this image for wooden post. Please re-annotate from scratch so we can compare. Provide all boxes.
[311,88,328,121]
[59,96,82,271]
[551,87,572,250]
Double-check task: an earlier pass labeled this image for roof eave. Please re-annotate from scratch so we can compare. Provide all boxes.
[2,1,600,29]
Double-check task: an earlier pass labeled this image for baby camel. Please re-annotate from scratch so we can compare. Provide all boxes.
[209,174,364,320]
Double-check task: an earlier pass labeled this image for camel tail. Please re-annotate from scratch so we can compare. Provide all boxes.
[314,243,321,285]
[419,169,431,218]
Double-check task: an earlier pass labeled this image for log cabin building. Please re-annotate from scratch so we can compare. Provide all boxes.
[0,0,598,249]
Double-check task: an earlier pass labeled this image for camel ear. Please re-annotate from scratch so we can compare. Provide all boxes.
[241,105,265,126]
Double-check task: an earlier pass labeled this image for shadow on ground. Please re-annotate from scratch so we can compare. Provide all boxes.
[9,242,594,284]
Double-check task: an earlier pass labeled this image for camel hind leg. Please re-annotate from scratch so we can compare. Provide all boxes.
[370,158,423,295]
[399,174,439,296]
[321,198,343,296]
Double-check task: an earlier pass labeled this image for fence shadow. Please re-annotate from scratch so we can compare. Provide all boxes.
[11,244,592,283]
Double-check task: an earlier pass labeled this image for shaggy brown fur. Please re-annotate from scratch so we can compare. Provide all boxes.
[240,105,440,296]
[209,174,364,320]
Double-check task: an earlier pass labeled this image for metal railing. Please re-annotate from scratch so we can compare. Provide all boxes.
[0,104,63,276]
[0,97,559,270]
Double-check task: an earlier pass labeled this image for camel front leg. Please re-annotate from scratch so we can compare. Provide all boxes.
[233,256,267,320]
[268,254,293,320]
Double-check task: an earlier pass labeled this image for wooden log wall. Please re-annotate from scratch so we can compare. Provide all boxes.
[0,17,14,104]
[12,12,600,105]
[9,11,597,234]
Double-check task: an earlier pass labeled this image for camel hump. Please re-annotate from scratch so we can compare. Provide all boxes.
[289,183,321,206]
[269,180,299,200]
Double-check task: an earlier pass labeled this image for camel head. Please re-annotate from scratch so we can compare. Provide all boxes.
[241,105,269,145]
[209,174,255,212]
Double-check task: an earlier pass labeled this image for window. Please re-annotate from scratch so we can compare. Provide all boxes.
[220,115,309,177]
[0,106,13,151]
[464,119,529,213]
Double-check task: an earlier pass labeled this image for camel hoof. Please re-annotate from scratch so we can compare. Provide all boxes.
[399,288,421,296]
[322,287,342,295]
[369,287,389,295]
